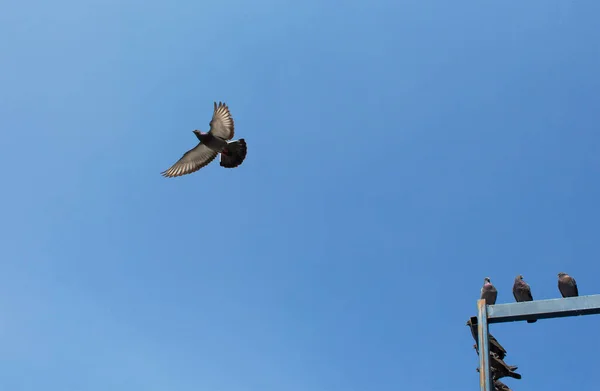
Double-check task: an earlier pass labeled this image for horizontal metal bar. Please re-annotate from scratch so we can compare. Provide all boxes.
[487,294,600,323]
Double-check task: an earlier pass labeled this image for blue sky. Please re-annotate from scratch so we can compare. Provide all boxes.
[1,0,599,390]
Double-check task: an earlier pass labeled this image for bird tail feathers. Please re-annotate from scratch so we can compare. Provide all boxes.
[220,139,247,168]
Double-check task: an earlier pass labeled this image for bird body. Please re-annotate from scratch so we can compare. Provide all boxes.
[494,380,512,391]
[490,353,521,380]
[476,353,521,381]
[162,101,248,178]
[512,275,536,323]
[558,272,579,297]
[480,277,498,305]
[195,131,228,151]
[467,319,507,359]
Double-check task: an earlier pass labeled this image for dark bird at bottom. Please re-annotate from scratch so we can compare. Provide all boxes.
[558,272,579,297]
[512,274,536,323]
[161,101,248,178]
[494,380,512,391]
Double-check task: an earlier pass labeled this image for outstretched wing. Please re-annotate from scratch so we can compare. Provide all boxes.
[161,143,218,178]
[208,101,235,140]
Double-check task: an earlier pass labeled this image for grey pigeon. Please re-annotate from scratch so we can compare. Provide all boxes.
[480,277,498,305]
[558,272,579,297]
[512,275,536,323]
[162,101,248,177]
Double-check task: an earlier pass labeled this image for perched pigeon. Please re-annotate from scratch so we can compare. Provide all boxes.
[480,277,498,305]
[476,353,521,381]
[490,353,521,380]
[494,380,512,391]
[471,338,507,361]
[489,353,521,380]
[488,334,507,360]
[512,275,536,323]
[466,318,507,359]
[558,272,579,297]
[161,101,247,177]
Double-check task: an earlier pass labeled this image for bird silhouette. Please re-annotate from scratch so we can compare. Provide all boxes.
[162,101,247,177]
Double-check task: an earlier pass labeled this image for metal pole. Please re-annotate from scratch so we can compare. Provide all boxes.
[477,299,492,391]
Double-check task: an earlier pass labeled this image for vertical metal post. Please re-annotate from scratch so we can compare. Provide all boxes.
[477,299,492,391]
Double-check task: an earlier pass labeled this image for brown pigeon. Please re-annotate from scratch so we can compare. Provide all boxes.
[558,272,579,297]
[512,275,536,323]
[480,277,498,305]
[161,101,247,178]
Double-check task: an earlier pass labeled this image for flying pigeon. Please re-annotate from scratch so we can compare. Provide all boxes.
[161,101,247,177]
[512,275,536,323]
[558,272,579,297]
[480,277,498,305]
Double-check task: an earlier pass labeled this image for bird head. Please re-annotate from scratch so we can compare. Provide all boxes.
[484,277,491,284]
[558,272,567,278]
[516,274,524,281]
[193,130,206,141]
